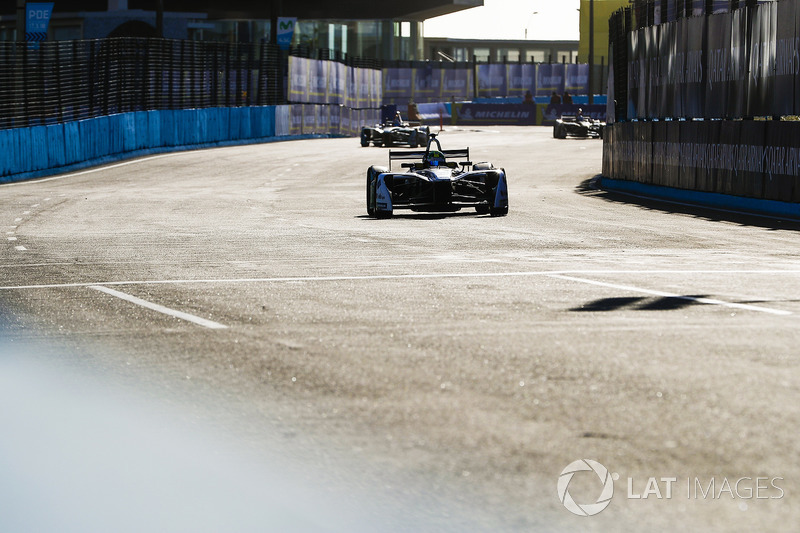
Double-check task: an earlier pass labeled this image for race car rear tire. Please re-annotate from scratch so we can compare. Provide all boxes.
[473,162,494,171]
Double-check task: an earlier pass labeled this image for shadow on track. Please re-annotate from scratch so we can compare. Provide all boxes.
[355,212,489,221]
[576,176,800,233]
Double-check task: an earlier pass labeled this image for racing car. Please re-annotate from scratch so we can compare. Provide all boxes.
[365,133,508,218]
[553,109,604,139]
[360,112,431,148]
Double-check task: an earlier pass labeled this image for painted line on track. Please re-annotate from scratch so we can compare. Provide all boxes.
[0,152,188,187]
[548,274,792,316]
[89,285,228,330]
[2,270,800,292]
[0,269,794,316]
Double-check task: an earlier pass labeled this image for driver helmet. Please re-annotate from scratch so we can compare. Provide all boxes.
[427,150,445,167]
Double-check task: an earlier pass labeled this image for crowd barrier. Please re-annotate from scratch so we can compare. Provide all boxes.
[603,120,800,203]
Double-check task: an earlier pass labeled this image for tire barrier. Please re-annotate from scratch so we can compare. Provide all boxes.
[603,120,800,203]
[0,106,278,183]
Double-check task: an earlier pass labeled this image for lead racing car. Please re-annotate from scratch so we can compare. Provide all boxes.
[365,133,508,218]
[360,112,431,148]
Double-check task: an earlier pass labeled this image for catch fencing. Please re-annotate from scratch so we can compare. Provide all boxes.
[0,38,284,131]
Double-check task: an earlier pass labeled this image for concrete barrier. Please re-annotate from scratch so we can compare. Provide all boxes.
[0,105,353,184]
[602,120,800,211]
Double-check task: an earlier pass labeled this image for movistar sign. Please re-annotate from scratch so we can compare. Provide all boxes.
[277,17,297,50]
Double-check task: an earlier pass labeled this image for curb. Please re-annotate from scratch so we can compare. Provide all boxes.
[598,177,800,221]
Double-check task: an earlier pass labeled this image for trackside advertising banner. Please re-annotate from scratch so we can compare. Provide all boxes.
[288,56,381,109]
[288,104,379,137]
[453,103,538,125]
[383,67,474,104]
[604,120,800,203]
[624,0,800,120]
[536,63,566,98]
[382,63,590,104]
[477,64,507,97]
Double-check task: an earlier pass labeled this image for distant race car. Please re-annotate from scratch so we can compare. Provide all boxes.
[553,110,605,139]
[365,133,508,218]
[360,112,431,148]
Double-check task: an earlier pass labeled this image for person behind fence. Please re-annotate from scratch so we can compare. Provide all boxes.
[563,91,573,105]
[545,91,562,120]
[523,90,534,105]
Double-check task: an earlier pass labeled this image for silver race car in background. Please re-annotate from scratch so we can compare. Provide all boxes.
[365,133,508,218]
[360,112,431,148]
[553,109,604,139]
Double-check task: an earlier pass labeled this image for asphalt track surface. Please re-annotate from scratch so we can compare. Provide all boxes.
[1,126,800,532]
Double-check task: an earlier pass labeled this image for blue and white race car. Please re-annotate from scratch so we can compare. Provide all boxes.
[366,134,508,218]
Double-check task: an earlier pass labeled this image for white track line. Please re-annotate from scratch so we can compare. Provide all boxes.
[89,285,228,329]
[548,274,792,316]
[0,271,793,317]
[2,270,800,292]
[0,152,189,187]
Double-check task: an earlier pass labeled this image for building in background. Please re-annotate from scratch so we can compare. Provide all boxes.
[0,0,482,61]
[577,0,628,66]
[425,37,578,64]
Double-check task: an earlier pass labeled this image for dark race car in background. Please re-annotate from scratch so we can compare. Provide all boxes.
[365,133,508,218]
[553,110,605,139]
[360,113,431,148]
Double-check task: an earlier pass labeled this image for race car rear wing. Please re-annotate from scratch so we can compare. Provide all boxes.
[388,148,470,170]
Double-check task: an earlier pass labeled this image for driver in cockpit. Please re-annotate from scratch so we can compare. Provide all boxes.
[425,150,446,168]
[392,111,403,126]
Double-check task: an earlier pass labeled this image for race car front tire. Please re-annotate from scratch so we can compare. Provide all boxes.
[489,206,508,217]
[360,130,370,147]
[367,166,389,217]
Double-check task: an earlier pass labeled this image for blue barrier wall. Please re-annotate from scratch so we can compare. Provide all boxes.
[0,106,278,183]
